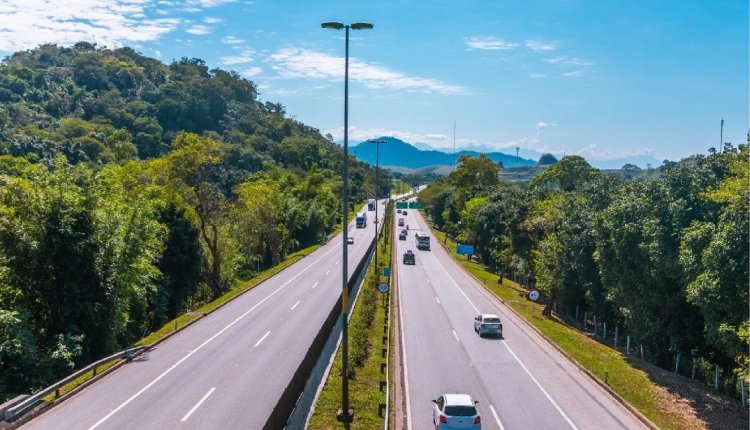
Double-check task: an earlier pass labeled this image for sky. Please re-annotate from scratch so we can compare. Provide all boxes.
[0,0,747,163]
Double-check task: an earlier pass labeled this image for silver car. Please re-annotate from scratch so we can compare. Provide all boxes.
[474,314,502,338]
[432,394,481,429]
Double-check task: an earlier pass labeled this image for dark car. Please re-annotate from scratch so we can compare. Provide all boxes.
[399,229,408,240]
[403,250,415,265]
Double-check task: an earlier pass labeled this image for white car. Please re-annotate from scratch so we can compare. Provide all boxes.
[474,314,503,338]
[432,394,481,429]
[347,236,354,245]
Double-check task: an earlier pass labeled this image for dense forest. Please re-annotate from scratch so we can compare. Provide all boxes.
[0,42,391,400]
[419,148,748,388]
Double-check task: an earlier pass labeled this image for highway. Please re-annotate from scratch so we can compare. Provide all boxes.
[395,208,647,430]
[23,204,380,430]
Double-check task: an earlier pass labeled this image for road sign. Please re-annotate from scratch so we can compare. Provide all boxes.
[384,267,391,277]
[378,283,389,293]
[456,244,475,255]
[528,289,541,302]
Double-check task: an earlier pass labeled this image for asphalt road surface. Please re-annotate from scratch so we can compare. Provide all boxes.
[395,208,647,430]
[23,205,379,430]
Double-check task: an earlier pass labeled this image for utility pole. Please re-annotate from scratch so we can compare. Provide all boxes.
[453,119,456,169]
[720,118,724,152]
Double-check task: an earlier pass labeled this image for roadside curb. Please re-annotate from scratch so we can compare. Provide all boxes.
[430,223,660,430]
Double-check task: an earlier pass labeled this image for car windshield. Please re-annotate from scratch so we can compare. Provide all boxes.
[484,318,500,324]
[444,405,477,416]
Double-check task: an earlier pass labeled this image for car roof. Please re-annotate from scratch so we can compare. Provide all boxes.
[480,313,500,319]
[443,394,474,406]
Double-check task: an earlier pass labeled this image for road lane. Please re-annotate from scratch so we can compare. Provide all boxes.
[396,207,646,430]
[23,204,379,430]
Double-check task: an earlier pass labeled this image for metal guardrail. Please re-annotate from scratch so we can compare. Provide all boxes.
[4,346,147,422]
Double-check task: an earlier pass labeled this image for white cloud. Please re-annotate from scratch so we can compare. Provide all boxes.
[572,144,656,161]
[543,55,593,66]
[222,36,245,44]
[186,24,211,35]
[465,36,519,50]
[154,50,162,58]
[0,0,180,53]
[204,17,222,24]
[186,0,236,6]
[220,49,254,65]
[561,70,587,77]
[529,73,546,79]
[241,66,262,77]
[270,48,467,94]
[525,40,556,52]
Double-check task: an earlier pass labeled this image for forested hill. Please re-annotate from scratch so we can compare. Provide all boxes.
[0,42,387,401]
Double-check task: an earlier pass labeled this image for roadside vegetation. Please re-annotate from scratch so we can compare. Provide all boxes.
[309,202,393,429]
[419,147,748,426]
[0,43,393,401]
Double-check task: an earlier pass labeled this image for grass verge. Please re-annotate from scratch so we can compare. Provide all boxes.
[308,204,393,429]
[431,227,685,430]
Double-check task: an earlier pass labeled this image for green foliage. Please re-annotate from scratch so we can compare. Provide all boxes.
[0,43,377,401]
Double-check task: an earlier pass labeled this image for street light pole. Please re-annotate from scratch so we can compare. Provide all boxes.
[322,21,373,425]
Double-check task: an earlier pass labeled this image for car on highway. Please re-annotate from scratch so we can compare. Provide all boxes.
[432,394,481,429]
[398,218,405,226]
[347,236,354,245]
[399,229,408,240]
[403,250,415,265]
[402,210,407,215]
[397,208,402,213]
[474,314,502,338]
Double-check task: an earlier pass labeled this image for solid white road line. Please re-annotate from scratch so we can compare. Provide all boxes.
[180,387,215,422]
[312,282,319,289]
[87,243,341,430]
[291,300,301,310]
[255,331,271,348]
[452,330,460,342]
[502,341,578,430]
[489,405,506,430]
[435,297,440,304]
[397,266,413,430]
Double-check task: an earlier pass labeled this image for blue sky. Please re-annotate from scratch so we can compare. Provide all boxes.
[0,0,747,163]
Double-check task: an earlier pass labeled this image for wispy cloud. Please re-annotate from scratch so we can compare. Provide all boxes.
[220,49,254,65]
[529,73,546,79]
[241,67,262,77]
[186,0,236,6]
[465,36,519,50]
[0,0,180,53]
[222,36,245,44]
[543,55,593,66]
[525,40,556,52]
[186,24,211,35]
[270,48,467,94]
[204,17,222,24]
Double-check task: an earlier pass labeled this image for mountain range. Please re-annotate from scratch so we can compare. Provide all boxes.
[350,137,536,169]
[350,137,662,171]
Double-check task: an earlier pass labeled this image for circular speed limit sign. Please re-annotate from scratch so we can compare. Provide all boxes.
[528,289,541,302]
[378,283,389,293]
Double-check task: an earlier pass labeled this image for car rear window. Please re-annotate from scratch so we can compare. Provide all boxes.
[484,318,500,323]
[444,405,477,416]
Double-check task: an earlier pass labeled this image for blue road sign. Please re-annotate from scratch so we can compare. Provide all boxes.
[456,244,475,255]
[384,267,391,277]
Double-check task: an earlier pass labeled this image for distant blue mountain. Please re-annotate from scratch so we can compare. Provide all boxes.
[350,137,536,169]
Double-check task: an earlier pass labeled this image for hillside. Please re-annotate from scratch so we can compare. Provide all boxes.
[0,42,381,401]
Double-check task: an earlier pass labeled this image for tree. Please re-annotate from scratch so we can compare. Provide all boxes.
[530,155,601,192]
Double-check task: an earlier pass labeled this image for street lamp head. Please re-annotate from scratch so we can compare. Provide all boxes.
[351,22,373,30]
[321,21,344,30]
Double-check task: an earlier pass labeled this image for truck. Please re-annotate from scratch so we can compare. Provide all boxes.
[415,232,430,250]
[367,199,376,211]
[355,212,367,228]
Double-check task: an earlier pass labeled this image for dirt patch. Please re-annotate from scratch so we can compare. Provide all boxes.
[629,358,748,430]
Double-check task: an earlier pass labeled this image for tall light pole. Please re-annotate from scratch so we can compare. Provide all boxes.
[322,20,373,425]
[367,138,386,276]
